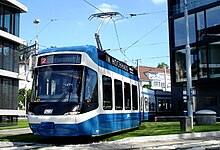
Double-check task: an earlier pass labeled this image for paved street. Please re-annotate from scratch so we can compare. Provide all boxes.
[0,128,220,149]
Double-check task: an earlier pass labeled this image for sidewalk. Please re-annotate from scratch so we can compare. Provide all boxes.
[0,128,32,135]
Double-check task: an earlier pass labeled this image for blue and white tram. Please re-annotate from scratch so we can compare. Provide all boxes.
[28,45,141,136]
[141,88,156,121]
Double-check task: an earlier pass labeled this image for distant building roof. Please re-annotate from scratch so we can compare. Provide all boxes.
[138,66,170,81]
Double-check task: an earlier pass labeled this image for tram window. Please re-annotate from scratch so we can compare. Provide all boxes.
[132,85,138,110]
[158,99,172,112]
[102,76,112,110]
[80,67,98,113]
[124,82,131,110]
[114,79,123,110]
[84,68,98,103]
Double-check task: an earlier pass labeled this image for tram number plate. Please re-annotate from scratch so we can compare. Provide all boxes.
[41,122,54,129]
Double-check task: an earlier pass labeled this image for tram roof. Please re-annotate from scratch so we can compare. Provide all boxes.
[38,45,138,78]
[38,45,98,63]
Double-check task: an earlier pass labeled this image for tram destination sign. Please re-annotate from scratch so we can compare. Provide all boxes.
[99,51,137,75]
[38,54,81,66]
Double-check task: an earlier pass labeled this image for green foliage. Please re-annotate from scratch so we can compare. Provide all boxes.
[0,121,220,143]
[157,62,169,69]
[18,88,31,110]
[0,119,29,130]
[143,84,152,89]
[103,122,220,141]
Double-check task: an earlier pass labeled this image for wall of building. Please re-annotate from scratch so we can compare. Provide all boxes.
[197,81,220,115]
[168,0,220,116]
[0,1,27,114]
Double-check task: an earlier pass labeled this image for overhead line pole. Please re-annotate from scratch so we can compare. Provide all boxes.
[184,0,193,130]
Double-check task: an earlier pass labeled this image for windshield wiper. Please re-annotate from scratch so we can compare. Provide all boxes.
[57,92,69,102]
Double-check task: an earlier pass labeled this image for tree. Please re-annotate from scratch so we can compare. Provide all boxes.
[157,62,169,69]
[143,84,152,89]
[18,88,31,110]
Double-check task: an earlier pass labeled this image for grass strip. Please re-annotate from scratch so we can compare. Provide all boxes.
[0,121,220,143]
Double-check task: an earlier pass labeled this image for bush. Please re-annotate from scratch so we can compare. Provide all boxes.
[18,88,31,110]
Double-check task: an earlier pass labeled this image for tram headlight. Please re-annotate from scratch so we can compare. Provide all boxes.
[64,111,79,115]
[64,105,80,115]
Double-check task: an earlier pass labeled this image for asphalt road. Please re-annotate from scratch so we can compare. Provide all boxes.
[0,128,220,149]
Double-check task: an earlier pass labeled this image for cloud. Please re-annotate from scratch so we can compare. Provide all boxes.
[96,3,118,13]
[151,0,166,4]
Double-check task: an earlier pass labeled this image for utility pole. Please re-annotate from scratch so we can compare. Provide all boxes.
[164,66,167,91]
[134,58,142,124]
[134,59,141,78]
[184,0,193,130]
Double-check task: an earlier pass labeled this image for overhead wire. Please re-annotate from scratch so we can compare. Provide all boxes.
[124,17,168,52]
[29,19,58,44]
[82,0,134,63]
[83,0,199,64]
[83,0,103,13]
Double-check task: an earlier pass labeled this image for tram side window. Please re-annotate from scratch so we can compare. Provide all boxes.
[114,79,123,110]
[84,68,98,103]
[80,67,98,113]
[124,82,131,110]
[102,76,112,110]
[132,85,138,110]
[158,99,172,112]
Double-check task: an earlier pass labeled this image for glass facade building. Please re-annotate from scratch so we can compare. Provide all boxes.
[168,0,220,116]
[0,0,27,125]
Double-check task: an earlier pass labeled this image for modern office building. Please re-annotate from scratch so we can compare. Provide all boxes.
[168,0,220,116]
[0,0,27,124]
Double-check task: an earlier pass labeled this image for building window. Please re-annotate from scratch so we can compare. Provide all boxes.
[191,46,198,80]
[4,9,10,33]
[206,5,220,28]
[0,40,19,73]
[132,85,138,110]
[175,47,198,82]
[102,76,112,110]
[208,42,220,78]
[0,77,18,109]
[198,46,208,78]
[174,14,196,47]
[0,5,3,29]
[158,99,172,112]
[174,17,185,47]
[0,46,2,69]
[153,81,160,87]
[173,0,219,15]
[14,13,20,36]
[114,79,123,110]
[124,82,131,110]
[196,11,205,41]
[175,49,186,82]
[3,46,10,71]
[0,5,20,36]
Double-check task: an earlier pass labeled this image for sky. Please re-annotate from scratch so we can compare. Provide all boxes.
[19,0,169,68]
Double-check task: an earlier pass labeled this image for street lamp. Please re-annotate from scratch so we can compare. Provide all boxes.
[184,0,193,130]
[33,19,40,51]
[23,19,40,114]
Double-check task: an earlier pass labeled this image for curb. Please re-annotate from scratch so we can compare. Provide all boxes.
[115,131,220,143]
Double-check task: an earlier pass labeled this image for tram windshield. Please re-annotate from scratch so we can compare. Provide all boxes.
[32,65,83,103]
